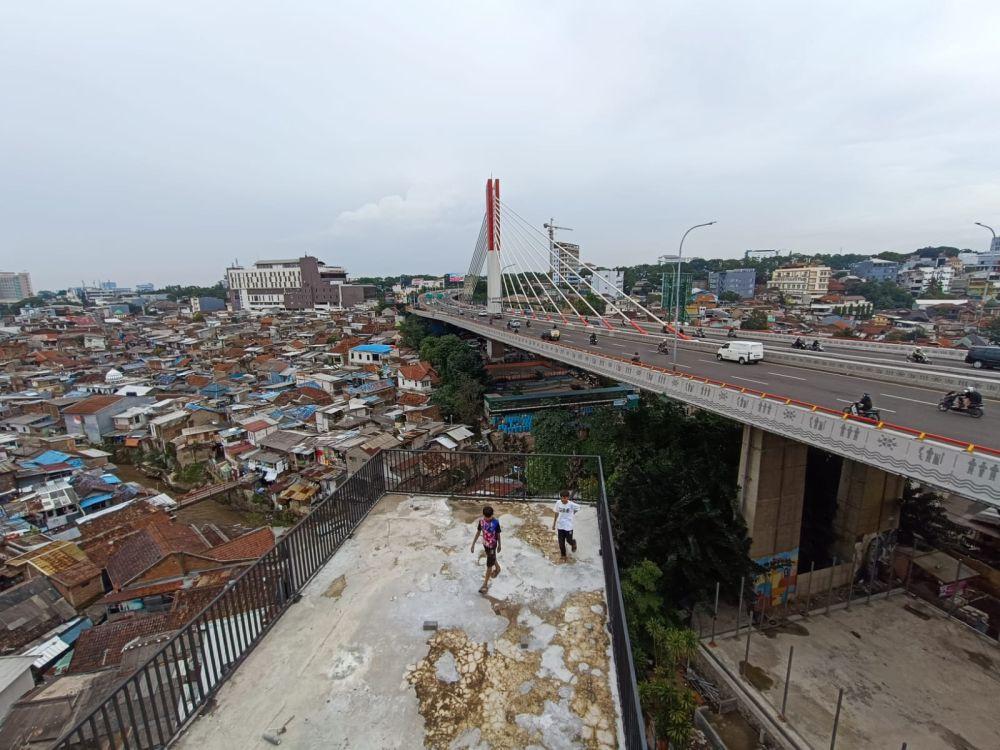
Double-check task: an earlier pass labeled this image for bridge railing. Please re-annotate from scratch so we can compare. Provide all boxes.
[53,449,648,750]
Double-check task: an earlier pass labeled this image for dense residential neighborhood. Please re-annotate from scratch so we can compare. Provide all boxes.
[1,240,998,747]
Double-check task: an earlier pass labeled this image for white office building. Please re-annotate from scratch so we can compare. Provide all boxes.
[0,272,33,303]
[590,269,624,297]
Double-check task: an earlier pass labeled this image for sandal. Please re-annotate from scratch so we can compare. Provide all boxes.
[479,586,488,594]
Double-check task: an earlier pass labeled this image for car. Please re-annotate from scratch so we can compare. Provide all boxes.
[509,320,521,330]
[478,310,488,317]
[965,345,1000,370]
[716,341,764,364]
[541,328,561,342]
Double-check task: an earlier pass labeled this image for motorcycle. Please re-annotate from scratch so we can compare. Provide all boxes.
[695,328,706,338]
[656,340,670,354]
[906,352,931,365]
[938,392,984,418]
[589,334,598,345]
[791,340,807,350]
[727,329,738,339]
[843,403,882,421]
[630,353,641,363]
[809,342,824,352]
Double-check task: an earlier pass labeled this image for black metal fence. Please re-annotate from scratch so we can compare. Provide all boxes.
[53,450,647,750]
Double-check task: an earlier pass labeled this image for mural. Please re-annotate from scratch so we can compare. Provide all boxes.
[492,413,534,433]
[754,548,799,607]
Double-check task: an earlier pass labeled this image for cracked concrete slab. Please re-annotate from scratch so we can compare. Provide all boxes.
[174,494,623,750]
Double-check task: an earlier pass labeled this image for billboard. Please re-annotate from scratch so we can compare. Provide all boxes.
[447,274,465,283]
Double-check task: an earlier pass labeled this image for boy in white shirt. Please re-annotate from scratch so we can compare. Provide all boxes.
[552,490,580,559]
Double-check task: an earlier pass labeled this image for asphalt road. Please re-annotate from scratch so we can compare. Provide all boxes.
[430,306,998,448]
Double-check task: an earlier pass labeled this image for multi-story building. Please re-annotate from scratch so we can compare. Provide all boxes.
[708,268,756,299]
[898,265,955,295]
[550,242,581,285]
[850,259,899,282]
[0,271,33,303]
[769,265,831,304]
[226,256,367,311]
[590,268,624,297]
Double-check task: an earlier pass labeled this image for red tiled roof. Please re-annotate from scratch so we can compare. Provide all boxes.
[208,528,275,562]
[98,579,184,605]
[105,522,210,589]
[398,362,437,381]
[69,613,172,673]
[243,419,270,432]
[63,395,123,416]
[398,392,431,407]
[185,374,211,388]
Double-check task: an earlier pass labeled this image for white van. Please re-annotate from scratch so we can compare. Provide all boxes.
[716,341,764,364]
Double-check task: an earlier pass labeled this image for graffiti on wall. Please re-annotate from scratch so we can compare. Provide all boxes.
[493,413,534,433]
[754,548,798,607]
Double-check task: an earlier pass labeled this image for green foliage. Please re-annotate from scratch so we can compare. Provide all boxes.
[623,560,700,747]
[899,483,962,549]
[419,334,486,423]
[569,292,607,316]
[845,279,915,310]
[921,279,953,300]
[532,398,755,605]
[176,462,207,487]
[832,327,858,338]
[740,309,769,330]
[719,290,741,303]
[399,315,430,350]
[155,283,226,302]
[983,317,1000,345]
[191,312,205,322]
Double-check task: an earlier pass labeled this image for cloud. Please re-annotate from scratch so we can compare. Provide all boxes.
[330,186,469,236]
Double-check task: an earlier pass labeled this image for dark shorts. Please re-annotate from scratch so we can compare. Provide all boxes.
[484,546,497,568]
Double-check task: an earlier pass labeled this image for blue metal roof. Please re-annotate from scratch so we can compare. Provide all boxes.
[350,344,393,354]
[80,492,115,509]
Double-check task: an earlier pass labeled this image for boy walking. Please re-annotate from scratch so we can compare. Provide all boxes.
[471,505,501,594]
[552,490,580,559]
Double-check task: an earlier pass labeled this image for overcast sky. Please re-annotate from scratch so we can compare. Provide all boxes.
[2,1,998,290]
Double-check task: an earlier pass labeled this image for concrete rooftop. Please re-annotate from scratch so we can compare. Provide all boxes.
[175,495,623,750]
[710,595,1000,749]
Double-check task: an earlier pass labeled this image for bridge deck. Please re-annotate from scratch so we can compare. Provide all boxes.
[174,494,623,749]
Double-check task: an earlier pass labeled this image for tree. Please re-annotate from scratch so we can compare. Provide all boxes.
[922,279,953,300]
[845,279,914,310]
[399,315,430,350]
[740,309,769,330]
[983,316,1000,345]
[191,312,205,323]
[832,327,858,338]
[898,483,962,549]
[719,290,741,303]
[568,292,606,316]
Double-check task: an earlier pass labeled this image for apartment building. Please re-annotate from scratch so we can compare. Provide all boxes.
[226,257,354,311]
[769,265,831,303]
[0,272,33,303]
[708,268,756,299]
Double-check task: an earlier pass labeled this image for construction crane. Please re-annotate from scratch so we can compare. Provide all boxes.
[544,219,574,284]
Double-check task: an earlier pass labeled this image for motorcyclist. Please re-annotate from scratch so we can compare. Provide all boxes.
[793,337,805,349]
[912,346,926,363]
[728,328,738,338]
[696,327,705,338]
[589,333,597,345]
[525,319,531,328]
[631,351,641,363]
[958,386,983,411]
[811,339,822,351]
[855,392,873,414]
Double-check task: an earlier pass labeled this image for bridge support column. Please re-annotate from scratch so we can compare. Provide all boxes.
[831,460,903,563]
[738,426,807,561]
[485,339,506,362]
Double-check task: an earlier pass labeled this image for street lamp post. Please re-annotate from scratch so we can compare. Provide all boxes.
[974,222,997,332]
[672,222,716,368]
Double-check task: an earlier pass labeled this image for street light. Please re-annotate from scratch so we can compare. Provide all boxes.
[974,222,997,332]
[672,221,716,368]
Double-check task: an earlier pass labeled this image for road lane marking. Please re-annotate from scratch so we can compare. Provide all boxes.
[768,372,807,381]
[697,358,716,364]
[729,376,769,386]
[880,393,938,407]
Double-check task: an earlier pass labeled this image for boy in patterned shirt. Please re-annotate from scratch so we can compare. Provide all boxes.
[470,505,502,594]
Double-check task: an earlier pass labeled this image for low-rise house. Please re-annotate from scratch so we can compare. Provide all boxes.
[396,361,438,392]
[7,541,104,609]
[348,343,393,366]
[63,395,152,444]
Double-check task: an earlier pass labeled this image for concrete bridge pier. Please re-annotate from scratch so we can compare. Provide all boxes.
[737,425,904,605]
[485,339,506,362]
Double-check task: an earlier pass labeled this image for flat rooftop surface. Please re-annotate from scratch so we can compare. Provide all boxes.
[175,495,622,750]
[710,596,1000,749]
